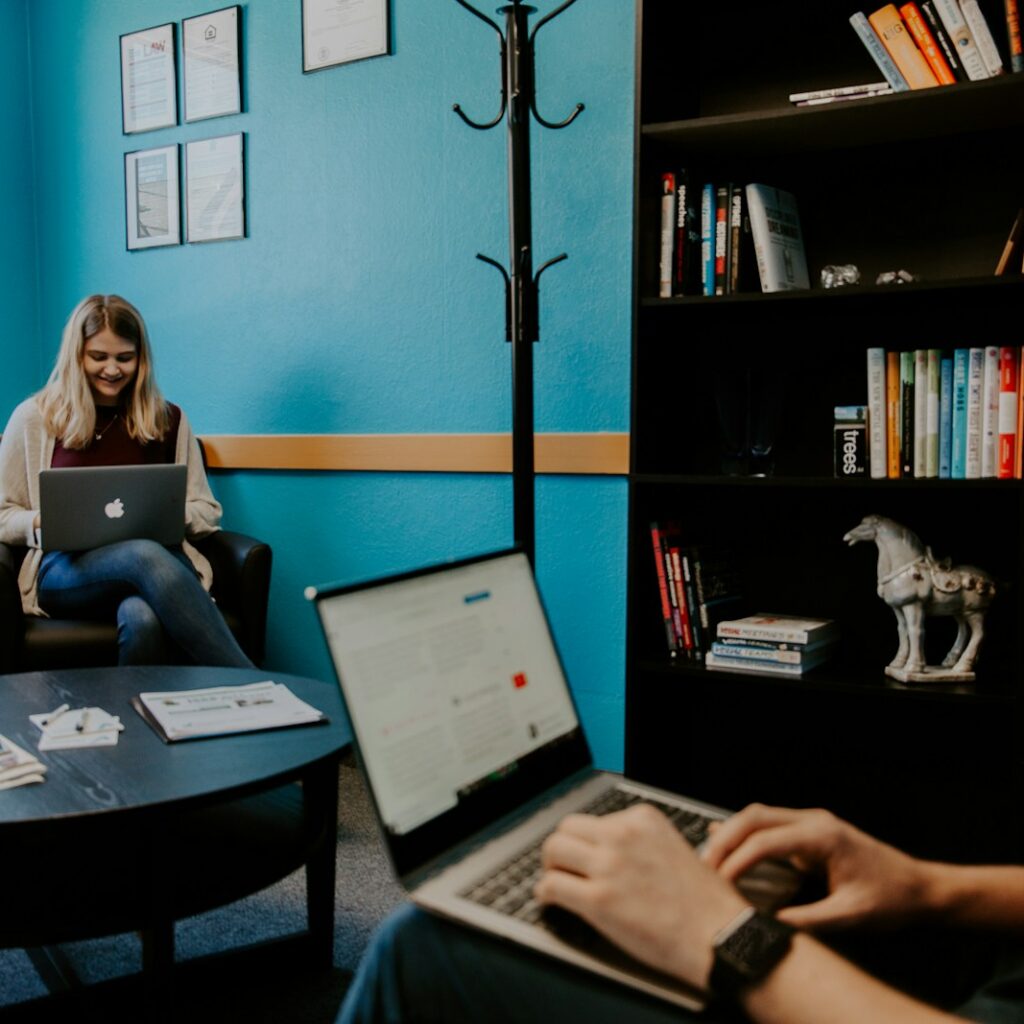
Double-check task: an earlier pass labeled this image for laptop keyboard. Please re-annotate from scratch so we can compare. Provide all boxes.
[459,788,714,925]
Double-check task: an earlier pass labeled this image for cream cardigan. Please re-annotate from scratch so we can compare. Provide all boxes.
[0,398,221,615]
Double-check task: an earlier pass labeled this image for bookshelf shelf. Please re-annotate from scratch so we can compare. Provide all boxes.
[626,0,1024,865]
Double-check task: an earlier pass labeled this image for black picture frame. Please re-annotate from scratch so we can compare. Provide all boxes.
[120,22,178,134]
[182,5,244,123]
[185,132,247,244]
[124,143,182,251]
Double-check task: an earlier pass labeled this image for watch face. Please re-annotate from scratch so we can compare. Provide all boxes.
[715,912,794,984]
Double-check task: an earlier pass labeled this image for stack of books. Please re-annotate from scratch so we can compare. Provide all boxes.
[0,733,47,790]
[706,614,840,677]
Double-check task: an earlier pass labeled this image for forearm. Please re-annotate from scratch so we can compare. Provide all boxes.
[920,862,1024,930]
[741,933,964,1024]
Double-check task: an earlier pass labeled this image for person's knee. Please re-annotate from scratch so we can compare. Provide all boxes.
[117,596,165,661]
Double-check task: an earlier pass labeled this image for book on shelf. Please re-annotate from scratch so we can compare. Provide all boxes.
[745,184,809,293]
[918,0,969,80]
[900,350,915,476]
[793,88,894,105]
[709,640,836,670]
[673,170,701,296]
[899,1,958,82]
[980,345,1000,478]
[649,521,681,656]
[867,348,887,478]
[926,348,940,478]
[662,538,688,656]
[931,0,991,79]
[939,353,953,478]
[1007,0,1024,72]
[787,81,889,102]
[998,345,1019,478]
[132,680,327,743]
[850,11,912,90]
[701,183,715,297]
[1017,348,1024,478]
[727,184,743,294]
[679,550,706,659]
[716,613,839,646]
[835,405,868,477]
[913,348,929,476]
[951,347,969,478]
[886,350,901,478]
[959,0,1005,75]
[714,184,729,296]
[691,545,744,651]
[705,651,827,677]
[658,172,676,299]
[869,4,942,88]
[965,346,985,478]
[668,546,696,654]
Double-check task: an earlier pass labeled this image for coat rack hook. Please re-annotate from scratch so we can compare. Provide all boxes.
[452,0,507,130]
[528,0,584,130]
[476,253,513,342]
[534,252,567,284]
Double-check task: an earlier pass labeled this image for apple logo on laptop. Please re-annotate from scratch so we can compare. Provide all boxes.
[105,498,125,519]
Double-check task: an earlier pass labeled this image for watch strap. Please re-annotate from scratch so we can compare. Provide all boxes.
[709,907,795,1000]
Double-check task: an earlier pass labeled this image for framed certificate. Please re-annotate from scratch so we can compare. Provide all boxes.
[183,6,243,123]
[125,144,181,251]
[301,0,390,73]
[185,133,246,243]
[120,23,178,134]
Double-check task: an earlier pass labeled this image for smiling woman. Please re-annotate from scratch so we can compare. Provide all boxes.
[0,294,253,667]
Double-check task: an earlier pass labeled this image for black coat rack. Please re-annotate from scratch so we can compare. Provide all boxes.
[452,0,584,566]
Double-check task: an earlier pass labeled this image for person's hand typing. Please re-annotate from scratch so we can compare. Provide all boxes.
[702,804,933,932]
[534,804,749,989]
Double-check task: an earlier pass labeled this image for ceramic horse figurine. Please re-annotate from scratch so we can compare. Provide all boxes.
[843,514,996,681]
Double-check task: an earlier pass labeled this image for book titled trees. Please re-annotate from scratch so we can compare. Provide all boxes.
[658,177,808,298]
[863,345,1024,480]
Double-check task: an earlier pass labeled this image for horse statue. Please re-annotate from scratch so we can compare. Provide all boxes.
[842,514,997,682]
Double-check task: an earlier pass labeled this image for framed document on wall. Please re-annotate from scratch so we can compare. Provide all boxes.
[185,133,246,243]
[120,23,178,134]
[302,0,390,72]
[125,144,181,251]
[183,6,243,122]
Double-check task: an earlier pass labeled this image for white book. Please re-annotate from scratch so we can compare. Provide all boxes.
[965,347,985,478]
[867,348,887,478]
[926,349,940,479]
[716,613,838,645]
[931,0,990,79]
[959,0,1005,76]
[914,349,929,478]
[659,175,676,298]
[706,652,814,677]
[981,345,1000,477]
[744,184,809,293]
[788,81,889,101]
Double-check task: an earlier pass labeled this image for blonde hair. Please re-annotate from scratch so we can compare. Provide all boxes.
[36,294,170,449]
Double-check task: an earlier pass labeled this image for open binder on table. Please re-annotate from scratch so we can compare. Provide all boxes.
[131,680,327,743]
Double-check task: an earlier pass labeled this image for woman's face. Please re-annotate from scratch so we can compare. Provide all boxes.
[82,327,139,406]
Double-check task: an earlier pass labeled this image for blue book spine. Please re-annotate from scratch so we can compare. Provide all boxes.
[849,12,911,92]
[951,348,969,479]
[938,355,953,478]
[701,183,715,297]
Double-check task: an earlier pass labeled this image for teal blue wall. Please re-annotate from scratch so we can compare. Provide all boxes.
[7,1,634,768]
[0,0,38,413]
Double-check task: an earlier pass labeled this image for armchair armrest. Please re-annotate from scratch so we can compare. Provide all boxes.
[193,530,272,667]
[0,542,27,673]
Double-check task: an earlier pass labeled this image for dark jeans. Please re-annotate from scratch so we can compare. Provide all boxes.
[38,539,252,667]
[338,905,1024,1024]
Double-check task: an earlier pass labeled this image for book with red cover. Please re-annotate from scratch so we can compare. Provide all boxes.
[899,1,957,82]
[668,546,695,656]
[998,346,1019,478]
[713,184,729,296]
[649,522,678,655]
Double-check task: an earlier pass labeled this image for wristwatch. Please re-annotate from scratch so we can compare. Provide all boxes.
[708,906,795,1000]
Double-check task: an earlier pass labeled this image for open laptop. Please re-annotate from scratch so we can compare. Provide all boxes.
[39,464,187,552]
[309,548,799,1011]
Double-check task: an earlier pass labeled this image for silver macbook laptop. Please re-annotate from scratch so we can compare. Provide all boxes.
[310,549,799,1011]
[39,464,187,552]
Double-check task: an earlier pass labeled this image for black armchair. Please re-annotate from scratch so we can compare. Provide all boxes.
[0,530,272,672]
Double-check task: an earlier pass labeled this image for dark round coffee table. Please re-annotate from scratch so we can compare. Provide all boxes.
[0,665,351,1012]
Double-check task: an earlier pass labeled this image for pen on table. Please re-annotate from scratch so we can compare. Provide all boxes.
[42,703,70,727]
[76,709,92,734]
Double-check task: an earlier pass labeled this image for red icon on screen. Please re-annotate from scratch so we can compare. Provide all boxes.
[512,672,528,689]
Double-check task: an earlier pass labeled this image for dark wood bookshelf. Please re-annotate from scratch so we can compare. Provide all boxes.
[625,0,1024,866]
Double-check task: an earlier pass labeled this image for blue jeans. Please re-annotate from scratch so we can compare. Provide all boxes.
[38,539,253,668]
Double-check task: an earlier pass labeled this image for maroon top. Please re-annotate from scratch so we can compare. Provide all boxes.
[51,404,182,468]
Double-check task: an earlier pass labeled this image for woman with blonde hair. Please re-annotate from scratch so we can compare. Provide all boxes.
[0,294,252,666]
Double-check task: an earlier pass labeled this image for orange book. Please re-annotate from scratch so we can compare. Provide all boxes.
[886,350,901,478]
[899,2,957,83]
[869,4,941,88]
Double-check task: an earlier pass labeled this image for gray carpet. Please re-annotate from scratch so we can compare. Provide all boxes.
[0,751,406,1021]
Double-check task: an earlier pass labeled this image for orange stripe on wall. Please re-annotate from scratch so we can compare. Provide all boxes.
[200,433,629,475]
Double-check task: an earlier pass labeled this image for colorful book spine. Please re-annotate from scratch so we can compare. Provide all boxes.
[951,348,969,479]
[932,0,991,79]
[673,170,700,297]
[850,11,912,90]
[668,547,695,654]
[658,173,676,299]
[900,1,958,82]
[701,183,715,297]
[900,350,916,476]
[920,0,968,79]
[714,184,728,296]
[1007,0,1024,73]
[913,349,929,476]
[869,4,941,88]
[1017,348,1024,478]
[727,184,743,295]
[998,346,1018,478]
[867,348,887,478]
[981,345,1000,478]
[926,348,940,477]
[960,0,1005,76]
[679,551,704,659]
[939,354,953,478]
[708,642,833,668]
[663,538,685,651]
[965,347,985,479]
[649,523,677,655]
[887,350,902,478]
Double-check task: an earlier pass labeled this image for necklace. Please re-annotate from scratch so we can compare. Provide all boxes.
[94,413,119,443]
